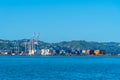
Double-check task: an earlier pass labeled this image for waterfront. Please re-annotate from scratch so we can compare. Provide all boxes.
[0,56,120,80]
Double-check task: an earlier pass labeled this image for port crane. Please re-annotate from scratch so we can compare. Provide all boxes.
[28,32,40,55]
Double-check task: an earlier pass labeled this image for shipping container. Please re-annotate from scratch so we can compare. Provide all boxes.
[75,50,79,55]
[90,50,94,55]
[94,50,100,55]
[56,50,60,54]
[82,50,86,53]
[100,50,106,55]
[86,50,90,55]
[77,50,82,54]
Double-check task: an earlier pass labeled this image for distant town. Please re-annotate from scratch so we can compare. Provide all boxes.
[0,34,120,56]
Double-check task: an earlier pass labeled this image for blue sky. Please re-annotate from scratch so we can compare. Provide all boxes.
[0,0,120,42]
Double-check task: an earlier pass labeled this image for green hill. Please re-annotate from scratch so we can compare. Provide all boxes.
[0,39,120,54]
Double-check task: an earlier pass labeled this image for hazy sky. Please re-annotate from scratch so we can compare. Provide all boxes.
[0,0,120,42]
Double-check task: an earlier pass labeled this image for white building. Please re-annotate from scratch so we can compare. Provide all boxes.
[41,49,51,56]
[28,50,35,55]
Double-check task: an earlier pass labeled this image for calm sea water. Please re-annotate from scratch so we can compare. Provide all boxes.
[0,56,120,80]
